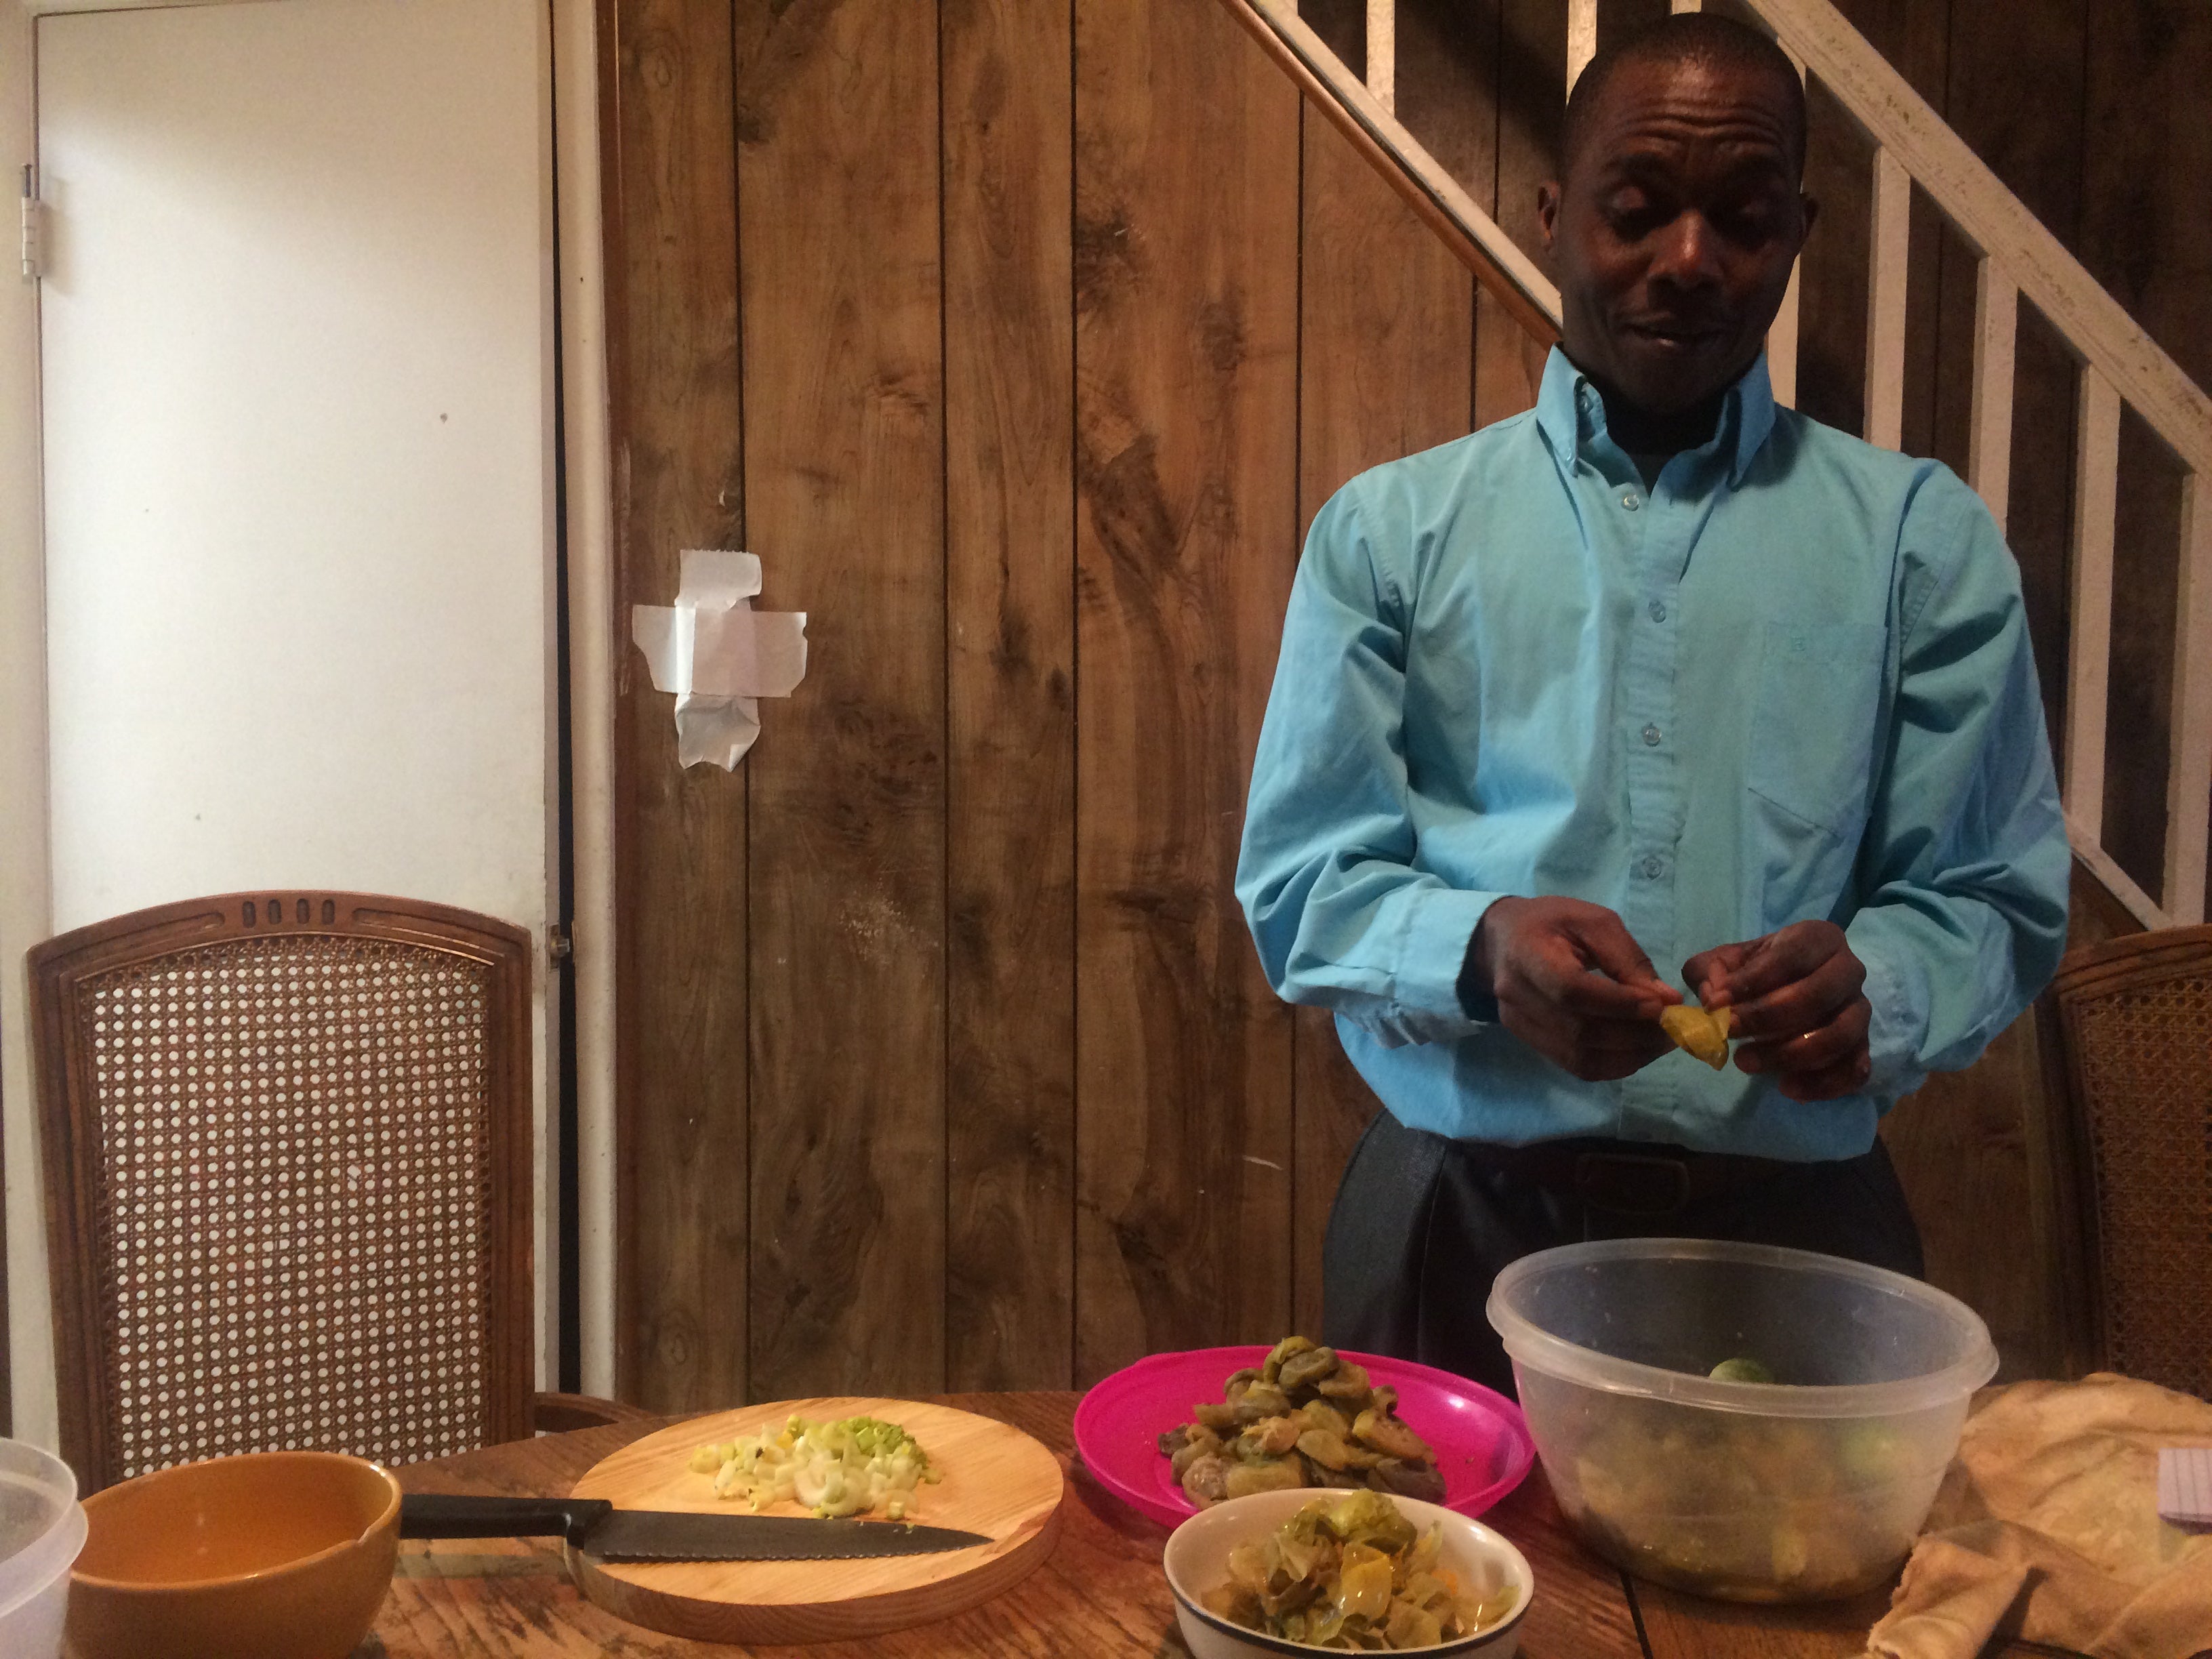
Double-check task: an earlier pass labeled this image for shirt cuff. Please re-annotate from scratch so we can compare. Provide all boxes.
[1395,886,1507,1023]
[1850,926,1929,1101]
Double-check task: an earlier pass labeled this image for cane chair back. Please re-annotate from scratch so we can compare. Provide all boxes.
[30,892,536,1491]
[2036,926,2212,1399]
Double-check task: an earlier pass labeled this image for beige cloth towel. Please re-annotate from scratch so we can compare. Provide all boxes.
[1866,1374,2212,1659]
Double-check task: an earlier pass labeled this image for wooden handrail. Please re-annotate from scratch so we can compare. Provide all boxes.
[1214,0,1561,348]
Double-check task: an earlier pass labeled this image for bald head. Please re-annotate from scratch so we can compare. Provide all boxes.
[1563,14,1806,185]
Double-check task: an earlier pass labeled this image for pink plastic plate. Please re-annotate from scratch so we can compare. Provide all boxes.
[1073,1345,1534,1530]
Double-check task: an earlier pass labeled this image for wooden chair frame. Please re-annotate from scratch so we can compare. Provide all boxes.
[2032,924,2212,1385]
[28,891,590,1488]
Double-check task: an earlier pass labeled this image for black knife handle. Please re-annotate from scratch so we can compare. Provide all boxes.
[400,1493,614,1546]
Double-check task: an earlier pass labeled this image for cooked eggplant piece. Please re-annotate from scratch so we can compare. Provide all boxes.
[1240,1415,1302,1458]
[1233,1382,1292,1425]
[1315,1360,1372,1400]
[1352,1407,1432,1463]
[1366,1456,1448,1503]
[1297,1397,1351,1437]
[1191,1400,1239,1432]
[1260,1335,1315,1385]
[1223,1457,1305,1499]
[1181,1454,1231,1507]
[1275,1344,1339,1393]
[1171,1427,1225,1481]
[1158,1424,1193,1457]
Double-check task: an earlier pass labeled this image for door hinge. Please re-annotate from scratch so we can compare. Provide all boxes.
[548,922,574,964]
[21,165,43,283]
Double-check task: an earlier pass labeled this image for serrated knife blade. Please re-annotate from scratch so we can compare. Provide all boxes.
[400,1493,992,1562]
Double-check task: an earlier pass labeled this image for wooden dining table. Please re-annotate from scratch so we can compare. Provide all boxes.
[367,1391,2051,1658]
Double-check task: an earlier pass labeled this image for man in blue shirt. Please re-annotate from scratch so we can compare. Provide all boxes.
[1235,14,2070,1395]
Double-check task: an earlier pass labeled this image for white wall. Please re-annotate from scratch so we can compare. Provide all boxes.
[39,0,554,935]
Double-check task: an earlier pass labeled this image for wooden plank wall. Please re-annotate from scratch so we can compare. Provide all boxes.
[600,0,2211,1404]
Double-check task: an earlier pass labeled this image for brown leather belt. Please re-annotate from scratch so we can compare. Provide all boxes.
[1469,1136,1795,1216]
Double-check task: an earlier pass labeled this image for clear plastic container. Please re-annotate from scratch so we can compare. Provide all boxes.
[0,1439,87,1659]
[1486,1238,1996,1603]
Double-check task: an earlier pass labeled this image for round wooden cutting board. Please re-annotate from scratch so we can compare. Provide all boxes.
[565,1396,1066,1645]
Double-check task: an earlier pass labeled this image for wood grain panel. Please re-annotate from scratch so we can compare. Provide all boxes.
[1071,0,1300,1382]
[1290,97,1475,1339]
[735,0,947,1401]
[603,0,749,1410]
[2081,0,2211,909]
[1879,1012,2055,1379]
[1483,0,1565,423]
[942,0,1078,1392]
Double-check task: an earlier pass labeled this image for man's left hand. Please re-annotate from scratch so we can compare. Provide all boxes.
[1682,921,1872,1101]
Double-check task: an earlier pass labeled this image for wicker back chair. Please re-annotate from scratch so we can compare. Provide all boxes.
[2035,926,2212,1399]
[30,891,640,1492]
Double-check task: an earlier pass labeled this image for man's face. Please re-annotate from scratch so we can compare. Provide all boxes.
[1538,57,1813,415]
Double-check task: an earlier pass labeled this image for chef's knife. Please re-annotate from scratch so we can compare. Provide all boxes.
[399,1494,993,1563]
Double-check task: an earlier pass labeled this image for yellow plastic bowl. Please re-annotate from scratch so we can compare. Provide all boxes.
[68,1450,401,1659]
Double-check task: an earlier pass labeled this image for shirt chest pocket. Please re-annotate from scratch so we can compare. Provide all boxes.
[1747,620,1890,840]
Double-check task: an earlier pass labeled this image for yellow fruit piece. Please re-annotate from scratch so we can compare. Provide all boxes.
[1660,1004,1733,1069]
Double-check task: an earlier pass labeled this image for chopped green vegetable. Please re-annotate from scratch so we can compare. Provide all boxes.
[687,1414,941,1519]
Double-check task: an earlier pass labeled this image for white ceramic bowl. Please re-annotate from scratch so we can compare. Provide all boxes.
[1162,1489,1533,1658]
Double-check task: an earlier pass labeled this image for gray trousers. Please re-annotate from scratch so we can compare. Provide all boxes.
[1322,1110,1925,1400]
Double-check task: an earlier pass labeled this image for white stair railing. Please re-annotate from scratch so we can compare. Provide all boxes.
[1223,0,2212,930]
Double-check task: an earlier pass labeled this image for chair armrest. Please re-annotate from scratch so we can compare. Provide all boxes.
[529,1391,659,1433]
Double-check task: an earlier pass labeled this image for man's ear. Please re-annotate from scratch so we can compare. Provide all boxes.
[1799,192,1820,243]
[1537,180,1563,251]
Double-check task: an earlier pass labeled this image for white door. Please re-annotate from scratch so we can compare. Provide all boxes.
[13,0,558,1439]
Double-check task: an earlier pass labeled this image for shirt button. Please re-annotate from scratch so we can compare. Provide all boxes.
[1641,855,1664,879]
[1642,724,1662,746]
[1647,599,1667,622]
[1621,492,1643,511]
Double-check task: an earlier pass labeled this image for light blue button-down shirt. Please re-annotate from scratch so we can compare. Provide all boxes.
[1235,348,2071,1160]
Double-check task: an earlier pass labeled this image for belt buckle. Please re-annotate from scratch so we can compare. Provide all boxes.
[1573,1150,1692,1216]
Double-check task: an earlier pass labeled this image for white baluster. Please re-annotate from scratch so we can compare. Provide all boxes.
[1568,0,1597,94]
[1767,262,1801,409]
[1968,260,2018,531]
[2066,367,2121,842]
[1864,146,1910,450]
[1366,0,1394,112]
[2166,472,2212,923]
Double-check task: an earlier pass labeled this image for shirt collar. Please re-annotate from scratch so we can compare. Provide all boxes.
[1534,346,1777,487]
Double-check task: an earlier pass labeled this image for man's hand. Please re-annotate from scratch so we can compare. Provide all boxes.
[1470,897,1681,1082]
[1683,921,1872,1101]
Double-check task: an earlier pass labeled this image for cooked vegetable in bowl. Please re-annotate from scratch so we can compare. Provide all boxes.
[1163,1488,1532,1657]
[1159,1336,1448,1509]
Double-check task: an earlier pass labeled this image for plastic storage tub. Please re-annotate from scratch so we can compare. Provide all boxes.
[1487,1238,1996,1603]
[0,1438,87,1658]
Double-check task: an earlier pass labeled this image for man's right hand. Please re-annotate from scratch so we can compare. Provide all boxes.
[1468,897,1681,1081]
